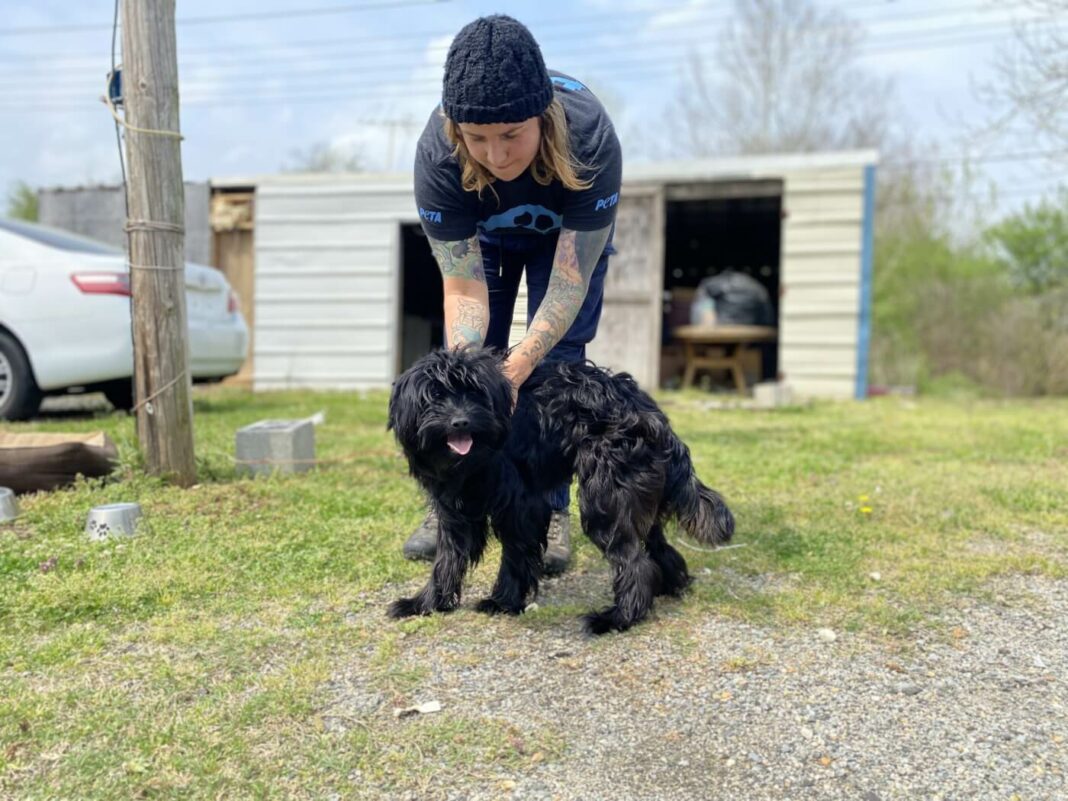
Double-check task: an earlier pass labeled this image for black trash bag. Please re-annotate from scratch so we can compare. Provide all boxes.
[690,270,773,326]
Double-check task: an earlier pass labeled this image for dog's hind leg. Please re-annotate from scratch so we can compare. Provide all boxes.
[645,522,692,598]
[388,511,487,619]
[477,493,549,616]
[577,456,666,634]
[578,492,663,634]
[582,530,661,635]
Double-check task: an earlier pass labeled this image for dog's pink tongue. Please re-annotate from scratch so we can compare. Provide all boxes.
[447,433,473,455]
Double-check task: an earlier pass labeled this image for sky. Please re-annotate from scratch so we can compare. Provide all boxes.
[0,0,1063,220]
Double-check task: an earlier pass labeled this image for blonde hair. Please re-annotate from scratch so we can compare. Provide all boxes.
[443,98,593,201]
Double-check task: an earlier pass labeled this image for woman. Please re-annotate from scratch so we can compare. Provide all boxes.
[404,14,623,573]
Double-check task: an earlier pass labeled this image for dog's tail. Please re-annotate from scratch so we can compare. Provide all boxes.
[665,437,734,546]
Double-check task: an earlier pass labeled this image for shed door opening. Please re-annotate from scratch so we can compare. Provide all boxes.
[660,180,783,390]
[399,223,444,373]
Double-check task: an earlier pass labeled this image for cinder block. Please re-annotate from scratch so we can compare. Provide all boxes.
[753,381,794,409]
[235,419,315,476]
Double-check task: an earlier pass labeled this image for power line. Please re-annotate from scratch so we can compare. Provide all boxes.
[0,0,450,37]
[4,7,678,62]
[0,2,1058,110]
[0,0,1032,66]
[4,17,1059,102]
[8,34,720,95]
[2,22,1050,106]
[197,19,1066,85]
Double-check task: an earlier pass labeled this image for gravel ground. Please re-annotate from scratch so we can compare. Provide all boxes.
[326,571,1067,801]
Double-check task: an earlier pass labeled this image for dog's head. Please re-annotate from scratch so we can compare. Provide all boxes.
[388,346,514,477]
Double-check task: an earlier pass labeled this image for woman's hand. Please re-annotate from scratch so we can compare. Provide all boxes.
[500,353,532,412]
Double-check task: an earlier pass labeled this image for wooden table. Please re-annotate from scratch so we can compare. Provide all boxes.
[672,324,778,394]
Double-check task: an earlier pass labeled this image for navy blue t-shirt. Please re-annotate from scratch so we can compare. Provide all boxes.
[413,72,622,242]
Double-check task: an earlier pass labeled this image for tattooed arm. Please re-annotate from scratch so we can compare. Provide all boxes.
[503,224,612,393]
[427,234,489,348]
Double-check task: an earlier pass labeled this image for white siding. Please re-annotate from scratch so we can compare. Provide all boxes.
[779,166,868,399]
[252,177,415,390]
[238,152,875,399]
[509,290,529,349]
[624,152,874,399]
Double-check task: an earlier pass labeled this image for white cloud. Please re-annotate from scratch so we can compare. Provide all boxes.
[409,33,453,84]
[179,63,229,104]
[577,0,665,12]
[425,34,453,69]
[218,144,255,168]
[311,30,451,171]
[648,0,712,31]
[36,118,121,188]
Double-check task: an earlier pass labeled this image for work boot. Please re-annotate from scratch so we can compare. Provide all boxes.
[402,509,438,561]
[543,509,571,576]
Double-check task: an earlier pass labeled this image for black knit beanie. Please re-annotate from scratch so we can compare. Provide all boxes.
[441,15,554,124]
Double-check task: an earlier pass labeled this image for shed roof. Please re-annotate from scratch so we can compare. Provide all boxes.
[211,149,880,191]
[623,149,878,184]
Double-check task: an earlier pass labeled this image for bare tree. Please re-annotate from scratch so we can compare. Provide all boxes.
[974,0,1068,149]
[283,141,364,173]
[676,0,896,157]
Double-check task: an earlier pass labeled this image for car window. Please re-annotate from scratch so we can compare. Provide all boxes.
[0,218,124,256]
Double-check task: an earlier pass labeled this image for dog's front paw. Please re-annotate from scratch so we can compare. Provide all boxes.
[387,597,428,619]
[475,597,524,616]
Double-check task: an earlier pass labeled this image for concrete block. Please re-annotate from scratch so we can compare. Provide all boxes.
[235,419,315,476]
[753,381,794,409]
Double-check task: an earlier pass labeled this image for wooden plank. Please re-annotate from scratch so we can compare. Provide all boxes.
[214,231,254,387]
[585,190,663,387]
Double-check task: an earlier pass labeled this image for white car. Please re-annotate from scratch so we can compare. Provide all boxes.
[0,218,249,420]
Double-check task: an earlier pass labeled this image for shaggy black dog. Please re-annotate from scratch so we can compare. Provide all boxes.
[386,347,735,634]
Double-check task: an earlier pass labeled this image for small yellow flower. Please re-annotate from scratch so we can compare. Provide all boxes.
[858,494,870,503]
[860,506,873,515]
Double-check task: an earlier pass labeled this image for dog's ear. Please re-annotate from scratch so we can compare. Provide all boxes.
[483,350,516,419]
[387,364,421,440]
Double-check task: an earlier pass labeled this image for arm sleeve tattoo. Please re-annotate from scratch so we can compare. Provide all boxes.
[427,233,489,348]
[516,224,613,368]
[428,234,486,282]
[450,296,486,349]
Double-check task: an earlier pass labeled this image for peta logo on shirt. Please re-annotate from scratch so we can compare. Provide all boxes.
[419,207,442,224]
[594,192,619,211]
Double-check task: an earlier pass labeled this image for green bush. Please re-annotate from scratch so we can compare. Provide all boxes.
[871,228,1002,390]
[872,188,1068,397]
[4,180,38,221]
[985,189,1068,293]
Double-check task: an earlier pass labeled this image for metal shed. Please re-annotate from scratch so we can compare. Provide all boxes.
[39,182,213,266]
[223,149,876,398]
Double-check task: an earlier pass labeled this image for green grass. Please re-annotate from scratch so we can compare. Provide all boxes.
[1,388,1066,798]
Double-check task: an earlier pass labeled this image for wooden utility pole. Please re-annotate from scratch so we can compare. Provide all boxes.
[121,0,196,486]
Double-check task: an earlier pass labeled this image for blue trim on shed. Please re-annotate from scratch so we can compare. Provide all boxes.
[855,164,876,399]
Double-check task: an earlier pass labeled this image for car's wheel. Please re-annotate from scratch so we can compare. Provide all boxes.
[0,330,43,421]
[102,378,134,413]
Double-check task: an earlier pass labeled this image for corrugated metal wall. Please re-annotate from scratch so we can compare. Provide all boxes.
[779,166,868,399]
[253,177,413,390]
[38,183,212,266]
[245,152,875,399]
